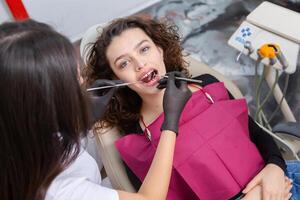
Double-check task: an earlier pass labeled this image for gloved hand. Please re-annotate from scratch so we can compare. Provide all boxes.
[158,71,192,135]
[89,79,124,123]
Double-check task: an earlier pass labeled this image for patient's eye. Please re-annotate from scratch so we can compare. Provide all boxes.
[119,60,130,69]
[140,46,150,54]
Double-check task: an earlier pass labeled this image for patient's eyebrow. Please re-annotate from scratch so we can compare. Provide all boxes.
[134,40,148,50]
[114,40,149,64]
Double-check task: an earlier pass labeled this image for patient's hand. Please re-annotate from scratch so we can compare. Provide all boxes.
[242,185,262,200]
[242,177,292,200]
[242,164,293,200]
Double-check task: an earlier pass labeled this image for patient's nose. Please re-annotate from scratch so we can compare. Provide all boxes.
[135,59,146,72]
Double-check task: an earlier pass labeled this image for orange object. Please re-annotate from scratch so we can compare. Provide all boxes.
[257,44,280,58]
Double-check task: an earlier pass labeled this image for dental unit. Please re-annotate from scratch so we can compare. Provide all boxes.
[228,1,300,124]
[228,1,300,160]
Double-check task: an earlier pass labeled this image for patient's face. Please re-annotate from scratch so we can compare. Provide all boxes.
[106,28,166,95]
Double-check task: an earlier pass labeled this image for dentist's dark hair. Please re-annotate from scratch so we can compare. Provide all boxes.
[84,16,190,133]
[0,19,90,200]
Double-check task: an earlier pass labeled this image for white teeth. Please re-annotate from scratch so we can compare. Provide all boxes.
[141,70,153,80]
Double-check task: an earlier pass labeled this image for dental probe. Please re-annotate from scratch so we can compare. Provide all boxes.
[87,81,138,92]
[161,75,202,84]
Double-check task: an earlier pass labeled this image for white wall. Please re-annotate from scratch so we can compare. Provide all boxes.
[0,0,160,41]
[21,0,161,41]
[0,1,12,22]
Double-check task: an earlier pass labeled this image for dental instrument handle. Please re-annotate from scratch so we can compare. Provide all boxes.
[87,81,137,92]
[161,75,202,84]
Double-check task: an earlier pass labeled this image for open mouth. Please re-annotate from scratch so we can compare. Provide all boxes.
[139,69,158,85]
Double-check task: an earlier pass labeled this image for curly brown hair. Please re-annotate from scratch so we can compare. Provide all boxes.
[83,16,190,133]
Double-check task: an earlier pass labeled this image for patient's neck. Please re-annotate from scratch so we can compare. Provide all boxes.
[140,90,164,125]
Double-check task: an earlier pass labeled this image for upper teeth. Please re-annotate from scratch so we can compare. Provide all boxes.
[141,70,153,80]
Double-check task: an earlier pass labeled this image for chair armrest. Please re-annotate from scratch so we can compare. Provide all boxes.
[273,122,300,138]
[94,127,136,192]
[255,122,300,160]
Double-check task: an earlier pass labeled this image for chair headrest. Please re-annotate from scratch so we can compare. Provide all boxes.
[80,23,106,64]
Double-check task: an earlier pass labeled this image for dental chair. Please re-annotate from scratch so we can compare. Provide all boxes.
[80,23,300,191]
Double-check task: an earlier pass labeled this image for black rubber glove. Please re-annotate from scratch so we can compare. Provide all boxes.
[89,79,124,123]
[158,71,192,135]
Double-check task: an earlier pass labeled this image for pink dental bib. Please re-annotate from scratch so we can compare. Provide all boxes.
[115,82,264,200]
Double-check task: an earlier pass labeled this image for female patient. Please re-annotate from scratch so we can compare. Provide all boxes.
[84,16,299,200]
[0,19,191,200]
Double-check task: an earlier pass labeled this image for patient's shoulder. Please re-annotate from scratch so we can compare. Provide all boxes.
[192,74,220,86]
